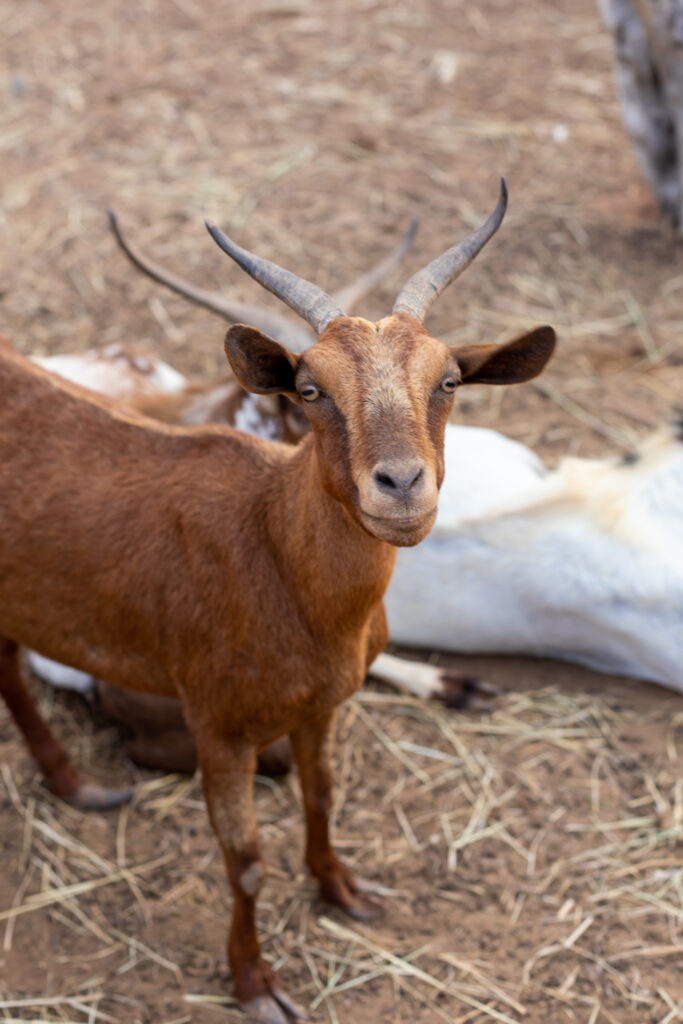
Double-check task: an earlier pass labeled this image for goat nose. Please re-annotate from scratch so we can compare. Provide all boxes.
[373,462,424,498]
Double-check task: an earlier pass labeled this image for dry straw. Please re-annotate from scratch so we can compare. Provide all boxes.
[1,0,683,1021]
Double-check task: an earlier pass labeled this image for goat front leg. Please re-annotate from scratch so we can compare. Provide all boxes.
[0,636,132,810]
[197,737,305,1024]
[290,710,382,920]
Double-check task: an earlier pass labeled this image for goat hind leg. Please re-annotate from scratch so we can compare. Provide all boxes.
[0,637,132,810]
[290,710,382,920]
[198,737,305,1024]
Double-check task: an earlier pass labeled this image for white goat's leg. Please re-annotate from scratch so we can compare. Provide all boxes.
[368,652,498,709]
[27,651,96,695]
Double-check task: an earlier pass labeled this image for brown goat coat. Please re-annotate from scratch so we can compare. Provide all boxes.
[0,319,426,1013]
[0,336,394,722]
[0,313,555,1016]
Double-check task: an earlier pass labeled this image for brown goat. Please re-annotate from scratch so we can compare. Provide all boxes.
[0,182,555,1023]
[27,220,482,779]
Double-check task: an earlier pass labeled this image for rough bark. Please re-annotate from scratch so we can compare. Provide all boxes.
[599,0,683,228]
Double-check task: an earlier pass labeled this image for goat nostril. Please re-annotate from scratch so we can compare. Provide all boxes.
[373,465,424,495]
[375,471,397,490]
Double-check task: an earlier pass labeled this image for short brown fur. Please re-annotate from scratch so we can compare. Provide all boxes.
[0,312,554,1022]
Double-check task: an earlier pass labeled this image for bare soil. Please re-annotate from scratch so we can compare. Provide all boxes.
[0,1,682,1023]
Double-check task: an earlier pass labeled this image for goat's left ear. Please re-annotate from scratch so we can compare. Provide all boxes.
[225,325,300,399]
[452,325,556,385]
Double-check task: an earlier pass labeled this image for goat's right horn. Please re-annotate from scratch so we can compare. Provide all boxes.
[206,223,345,336]
[393,178,508,324]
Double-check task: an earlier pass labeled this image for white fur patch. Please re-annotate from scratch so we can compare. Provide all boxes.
[34,349,187,400]
[369,652,442,699]
[27,652,95,694]
[233,393,279,440]
[239,860,264,896]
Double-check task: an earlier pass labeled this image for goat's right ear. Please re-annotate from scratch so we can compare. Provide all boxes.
[225,325,300,398]
[452,325,556,386]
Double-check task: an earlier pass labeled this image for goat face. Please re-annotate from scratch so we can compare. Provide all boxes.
[225,316,555,548]
[295,313,452,546]
[210,180,555,545]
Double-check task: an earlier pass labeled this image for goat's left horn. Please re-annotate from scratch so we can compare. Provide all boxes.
[206,223,345,336]
[392,178,508,324]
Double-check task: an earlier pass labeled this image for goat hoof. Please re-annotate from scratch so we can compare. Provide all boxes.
[63,780,134,811]
[433,672,499,710]
[242,995,289,1024]
[342,890,383,920]
[272,987,307,1020]
[241,990,307,1024]
[320,865,383,920]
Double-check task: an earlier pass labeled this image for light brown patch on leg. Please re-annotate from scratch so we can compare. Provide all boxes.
[195,734,305,1020]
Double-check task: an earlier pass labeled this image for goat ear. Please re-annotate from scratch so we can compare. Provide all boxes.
[452,325,556,386]
[225,325,300,398]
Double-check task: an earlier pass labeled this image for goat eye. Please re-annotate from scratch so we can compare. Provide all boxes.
[300,384,320,402]
[441,376,458,393]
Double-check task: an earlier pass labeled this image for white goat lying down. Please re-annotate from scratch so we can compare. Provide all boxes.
[32,346,683,693]
[388,419,683,689]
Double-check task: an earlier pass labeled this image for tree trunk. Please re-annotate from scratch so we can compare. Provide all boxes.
[599,0,683,229]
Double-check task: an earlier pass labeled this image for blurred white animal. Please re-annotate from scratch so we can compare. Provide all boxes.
[387,420,683,689]
[33,344,186,400]
[31,346,683,693]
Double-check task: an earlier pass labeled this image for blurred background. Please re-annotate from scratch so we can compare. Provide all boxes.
[2,0,681,463]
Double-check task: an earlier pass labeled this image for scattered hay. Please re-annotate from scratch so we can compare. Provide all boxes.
[1,0,682,1021]
[1,675,681,1023]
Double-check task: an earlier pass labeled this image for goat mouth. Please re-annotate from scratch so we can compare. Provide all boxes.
[360,507,437,543]
[362,506,436,526]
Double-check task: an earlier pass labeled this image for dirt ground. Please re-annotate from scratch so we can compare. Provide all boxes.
[1,0,682,1022]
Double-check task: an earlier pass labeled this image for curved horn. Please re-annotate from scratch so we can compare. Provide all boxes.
[108,211,313,352]
[205,223,345,336]
[393,178,508,323]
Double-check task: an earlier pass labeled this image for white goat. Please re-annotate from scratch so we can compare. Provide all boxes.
[388,420,683,689]
[33,344,187,400]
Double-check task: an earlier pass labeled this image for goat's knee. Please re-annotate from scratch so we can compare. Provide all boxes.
[231,853,265,898]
